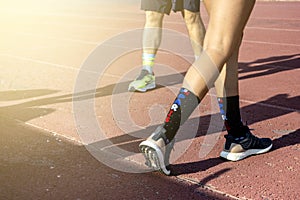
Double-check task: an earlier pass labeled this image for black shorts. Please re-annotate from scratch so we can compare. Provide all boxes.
[141,0,200,15]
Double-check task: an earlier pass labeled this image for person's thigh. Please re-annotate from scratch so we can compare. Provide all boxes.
[182,0,256,96]
[141,0,172,14]
[203,0,255,63]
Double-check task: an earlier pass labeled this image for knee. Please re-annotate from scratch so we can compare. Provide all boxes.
[145,11,164,27]
[203,27,244,62]
[203,38,235,66]
[183,10,200,25]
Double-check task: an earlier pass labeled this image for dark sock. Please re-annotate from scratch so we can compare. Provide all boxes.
[217,96,246,137]
[163,88,200,142]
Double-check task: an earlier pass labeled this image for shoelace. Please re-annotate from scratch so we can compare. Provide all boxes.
[242,132,261,149]
[136,70,153,80]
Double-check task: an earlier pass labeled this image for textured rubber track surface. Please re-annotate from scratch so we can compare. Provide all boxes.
[0,1,299,199]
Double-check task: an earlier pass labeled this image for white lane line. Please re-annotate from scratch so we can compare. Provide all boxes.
[251,17,300,21]
[1,52,299,114]
[0,53,123,76]
[244,64,300,72]
[2,27,300,48]
[241,99,300,113]
[1,41,299,75]
[208,94,299,113]
[246,26,300,32]
[177,176,242,200]
[2,19,299,33]
[2,10,300,21]
[13,32,100,46]
[243,39,300,47]
[1,10,299,32]
[0,53,79,71]
[14,118,83,145]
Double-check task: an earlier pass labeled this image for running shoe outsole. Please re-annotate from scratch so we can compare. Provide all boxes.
[139,140,171,175]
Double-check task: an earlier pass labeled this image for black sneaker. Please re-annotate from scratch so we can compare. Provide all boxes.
[139,125,175,175]
[220,126,272,161]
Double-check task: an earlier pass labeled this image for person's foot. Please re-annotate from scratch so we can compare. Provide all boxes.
[128,70,155,92]
[139,125,174,175]
[220,126,272,161]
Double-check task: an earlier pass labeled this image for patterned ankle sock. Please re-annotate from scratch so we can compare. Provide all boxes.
[142,53,155,74]
[163,88,200,142]
[217,96,245,137]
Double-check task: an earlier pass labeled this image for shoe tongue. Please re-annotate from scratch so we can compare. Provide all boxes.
[228,125,249,138]
[234,136,246,141]
[152,125,171,144]
[157,138,166,148]
[136,69,151,80]
[241,125,250,132]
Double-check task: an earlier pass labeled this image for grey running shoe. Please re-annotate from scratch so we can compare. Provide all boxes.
[220,126,272,161]
[128,70,156,92]
[139,125,174,175]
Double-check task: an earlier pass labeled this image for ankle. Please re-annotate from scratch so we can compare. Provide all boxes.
[142,66,153,74]
[227,124,249,138]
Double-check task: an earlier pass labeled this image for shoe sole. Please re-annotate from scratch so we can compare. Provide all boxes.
[139,140,171,175]
[128,82,156,92]
[220,144,273,161]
